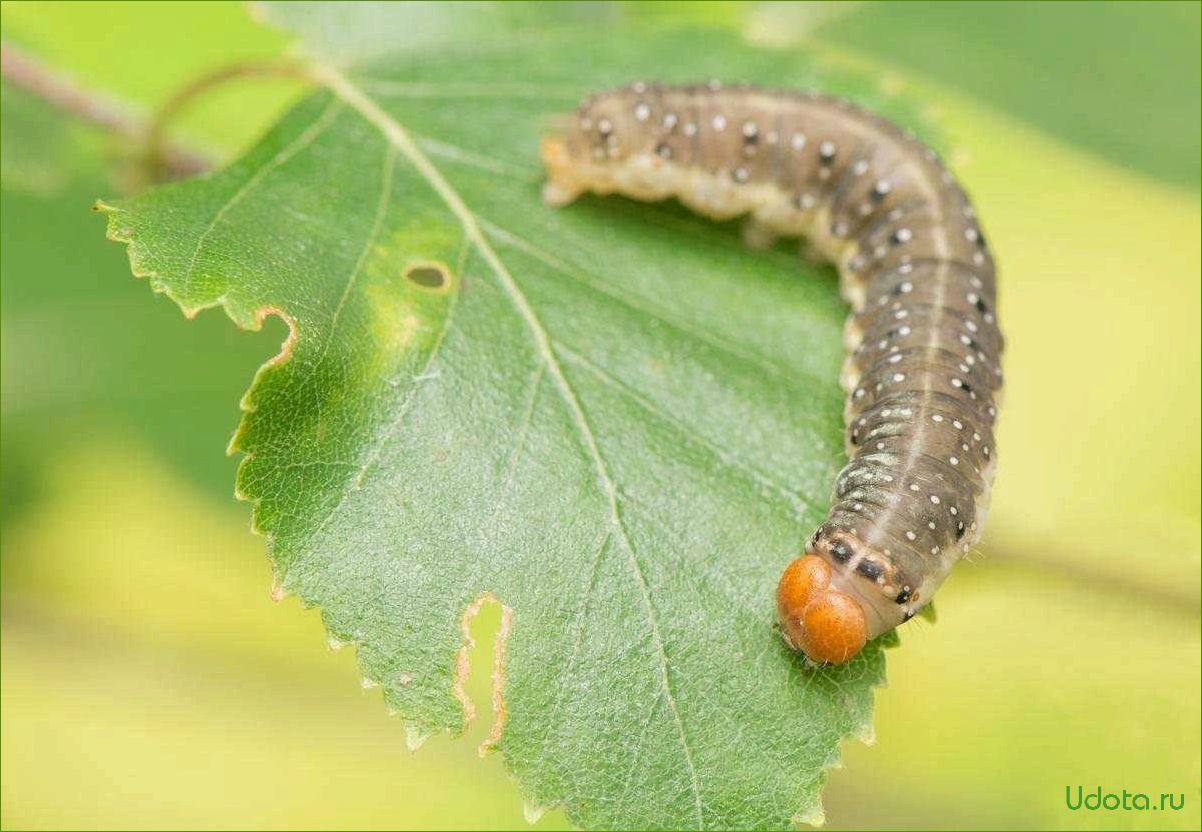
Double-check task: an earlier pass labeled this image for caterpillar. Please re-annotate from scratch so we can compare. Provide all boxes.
[540,81,1002,664]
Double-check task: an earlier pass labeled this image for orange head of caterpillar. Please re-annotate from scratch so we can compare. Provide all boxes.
[776,554,868,664]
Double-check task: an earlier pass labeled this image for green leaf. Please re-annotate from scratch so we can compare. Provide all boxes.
[100,21,939,830]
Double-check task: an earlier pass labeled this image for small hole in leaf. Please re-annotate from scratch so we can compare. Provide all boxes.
[404,261,451,290]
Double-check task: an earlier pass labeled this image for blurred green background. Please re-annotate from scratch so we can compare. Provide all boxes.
[1,2,1198,829]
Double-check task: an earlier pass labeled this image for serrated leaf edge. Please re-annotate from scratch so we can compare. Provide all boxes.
[92,59,894,828]
[92,194,482,747]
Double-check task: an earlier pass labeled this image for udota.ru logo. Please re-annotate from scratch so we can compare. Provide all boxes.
[1065,786,1185,812]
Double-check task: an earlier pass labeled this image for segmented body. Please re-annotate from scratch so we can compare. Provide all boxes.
[540,81,1002,663]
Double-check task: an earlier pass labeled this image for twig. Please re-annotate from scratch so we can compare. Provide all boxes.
[1,39,210,177]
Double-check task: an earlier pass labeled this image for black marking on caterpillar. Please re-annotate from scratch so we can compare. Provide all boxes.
[540,81,1003,662]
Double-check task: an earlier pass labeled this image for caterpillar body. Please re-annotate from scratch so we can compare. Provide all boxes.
[540,81,1002,664]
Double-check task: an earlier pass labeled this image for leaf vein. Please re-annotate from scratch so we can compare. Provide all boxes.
[553,340,823,518]
[480,218,825,387]
[180,98,343,302]
[319,67,706,826]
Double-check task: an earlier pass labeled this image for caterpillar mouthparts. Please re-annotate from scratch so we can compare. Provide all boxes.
[541,80,1002,664]
[777,555,868,665]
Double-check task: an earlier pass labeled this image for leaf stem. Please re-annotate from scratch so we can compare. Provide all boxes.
[144,58,316,178]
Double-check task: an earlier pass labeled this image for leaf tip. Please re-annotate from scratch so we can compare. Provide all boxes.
[405,724,431,753]
[852,707,878,747]
[793,802,827,828]
[522,800,548,825]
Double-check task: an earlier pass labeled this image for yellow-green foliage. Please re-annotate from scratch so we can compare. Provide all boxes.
[2,2,1197,830]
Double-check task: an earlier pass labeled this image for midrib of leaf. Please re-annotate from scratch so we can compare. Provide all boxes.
[552,340,818,519]
[479,216,831,393]
[478,218,823,516]
[311,64,708,825]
